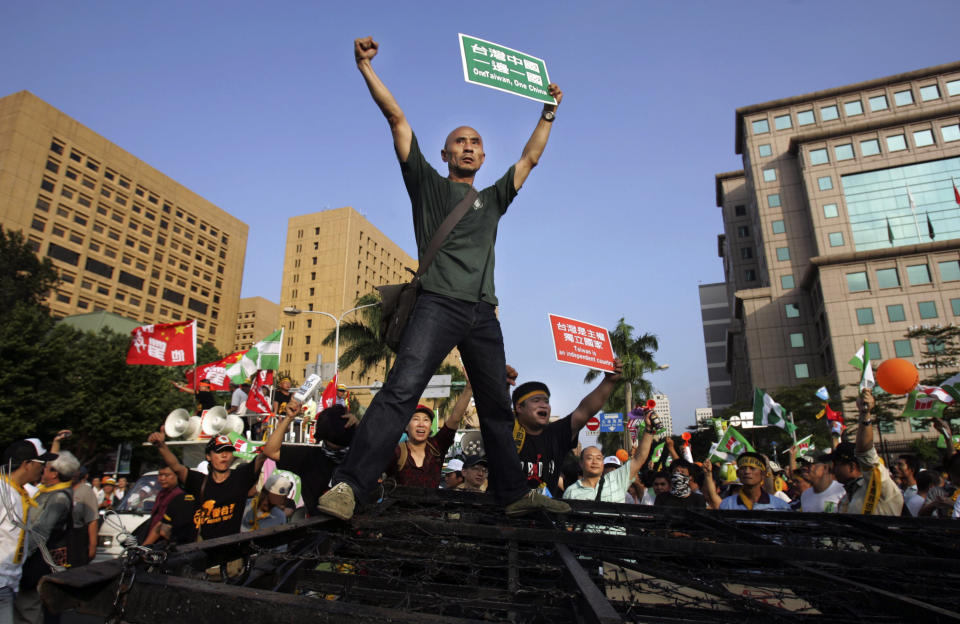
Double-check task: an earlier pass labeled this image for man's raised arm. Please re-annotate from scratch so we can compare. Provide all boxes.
[514,84,563,190]
[355,36,413,162]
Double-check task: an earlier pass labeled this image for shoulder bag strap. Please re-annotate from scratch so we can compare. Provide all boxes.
[595,475,606,502]
[416,187,479,277]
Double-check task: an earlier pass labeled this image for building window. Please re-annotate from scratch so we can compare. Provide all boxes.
[818,176,833,191]
[876,267,900,288]
[856,307,875,325]
[867,342,882,360]
[745,269,757,281]
[860,138,881,156]
[790,333,804,348]
[887,304,906,322]
[758,144,772,157]
[952,298,960,316]
[740,247,753,259]
[948,79,960,96]
[893,339,913,358]
[781,274,795,289]
[820,104,839,121]
[894,89,914,106]
[919,84,940,101]
[828,232,844,247]
[774,114,792,130]
[906,264,931,285]
[868,94,888,111]
[939,260,960,282]
[797,110,815,125]
[776,247,790,261]
[772,220,785,234]
[752,119,769,134]
[847,271,869,292]
[844,100,863,116]
[942,124,960,143]
[737,225,750,238]
[823,203,839,218]
[886,134,907,151]
[734,204,746,216]
[762,168,777,182]
[809,148,829,165]
[767,194,781,207]
[913,129,935,147]
[918,301,938,319]
[834,144,854,161]
[794,363,810,379]
[785,303,800,318]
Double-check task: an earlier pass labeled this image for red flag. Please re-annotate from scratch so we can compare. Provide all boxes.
[320,376,338,410]
[186,351,246,391]
[954,181,960,207]
[126,321,196,366]
[245,370,273,414]
[824,403,843,423]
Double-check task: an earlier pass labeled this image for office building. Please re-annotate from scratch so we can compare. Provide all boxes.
[234,297,281,353]
[714,61,960,449]
[0,91,248,355]
[699,282,734,417]
[651,392,673,437]
[695,407,714,432]
[280,207,416,387]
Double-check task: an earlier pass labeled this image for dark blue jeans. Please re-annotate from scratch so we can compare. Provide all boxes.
[333,292,529,504]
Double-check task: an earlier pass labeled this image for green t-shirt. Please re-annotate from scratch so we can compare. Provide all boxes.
[400,133,517,305]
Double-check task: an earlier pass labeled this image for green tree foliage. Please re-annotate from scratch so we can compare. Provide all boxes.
[0,226,59,313]
[323,293,394,380]
[905,324,960,385]
[583,318,659,413]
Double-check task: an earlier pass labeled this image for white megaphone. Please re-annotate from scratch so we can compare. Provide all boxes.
[224,413,245,435]
[201,406,228,437]
[164,409,192,438]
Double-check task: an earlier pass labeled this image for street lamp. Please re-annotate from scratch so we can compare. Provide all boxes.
[283,303,377,383]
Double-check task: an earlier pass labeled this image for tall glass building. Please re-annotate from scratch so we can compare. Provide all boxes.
[713,61,960,449]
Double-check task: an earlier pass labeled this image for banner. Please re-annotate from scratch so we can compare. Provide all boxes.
[126,321,196,366]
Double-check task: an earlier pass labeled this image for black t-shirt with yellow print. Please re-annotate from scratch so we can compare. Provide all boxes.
[184,461,257,540]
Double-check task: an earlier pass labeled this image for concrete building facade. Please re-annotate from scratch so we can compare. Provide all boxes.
[280,207,416,387]
[695,407,715,432]
[0,91,248,354]
[699,282,734,417]
[715,62,960,448]
[651,392,673,437]
[234,296,281,353]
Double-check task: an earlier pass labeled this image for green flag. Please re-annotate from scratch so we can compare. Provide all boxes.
[709,426,755,463]
[791,434,814,458]
[901,389,948,421]
[848,341,875,391]
[753,388,797,434]
[227,328,283,383]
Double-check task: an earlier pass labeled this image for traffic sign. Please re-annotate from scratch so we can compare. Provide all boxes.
[585,416,600,432]
[599,412,624,432]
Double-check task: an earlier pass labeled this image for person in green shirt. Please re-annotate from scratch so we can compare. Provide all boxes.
[318,36,566,521]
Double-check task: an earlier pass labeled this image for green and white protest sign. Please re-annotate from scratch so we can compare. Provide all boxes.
[459,34,556,104]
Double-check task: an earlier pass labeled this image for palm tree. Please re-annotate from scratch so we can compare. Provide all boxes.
[322,293,395,381]
[583,317,659,414]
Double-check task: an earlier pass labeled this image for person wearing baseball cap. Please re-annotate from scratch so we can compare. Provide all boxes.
[457,456,489,492]
[441,458,465,490]
[242,471,296,532]
[147,428,266,540]
[831,389,903,515]
[799,450,846,513]
[0,440,54,615]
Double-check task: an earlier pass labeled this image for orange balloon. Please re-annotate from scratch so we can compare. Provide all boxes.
[875,358,918,395]
[615,449,629,462]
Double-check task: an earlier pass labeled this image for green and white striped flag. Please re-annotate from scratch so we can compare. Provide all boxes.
[227,328,283,383]
[708,426,755,463]
[753,388,796,433]
[848,341,875,391]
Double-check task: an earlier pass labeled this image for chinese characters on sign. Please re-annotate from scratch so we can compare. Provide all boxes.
[548,314,615,373]
[458,34,556,105]
[125,320,196,366]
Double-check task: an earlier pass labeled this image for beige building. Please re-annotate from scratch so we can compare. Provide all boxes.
[0,91,248,354]
[280,207,416,388]
[715,61,960,448]
[234,296,281,353]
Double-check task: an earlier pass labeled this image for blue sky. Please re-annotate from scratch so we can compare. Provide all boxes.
[3,1,956,431]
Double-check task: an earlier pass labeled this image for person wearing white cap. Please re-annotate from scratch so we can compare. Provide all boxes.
[441,458,465,490]
[242,472,294,532]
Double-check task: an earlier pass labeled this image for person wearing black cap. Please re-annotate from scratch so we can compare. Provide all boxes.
[457,456,489,492]
[147,430,266,540]
[262,403,358,517]
[510,360,623,497]
[0,440,54,620]
[313,37,568,522]
[799,451,846,513]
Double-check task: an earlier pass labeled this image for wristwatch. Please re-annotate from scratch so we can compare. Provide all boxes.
[541,110,555,122]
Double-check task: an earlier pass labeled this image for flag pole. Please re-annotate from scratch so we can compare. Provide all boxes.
[906,185,922,243]
[788,411,797,445]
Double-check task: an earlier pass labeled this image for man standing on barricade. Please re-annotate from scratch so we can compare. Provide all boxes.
[316,36,569,520]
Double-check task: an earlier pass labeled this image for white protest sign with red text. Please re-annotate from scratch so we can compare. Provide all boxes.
[548,314,615,373]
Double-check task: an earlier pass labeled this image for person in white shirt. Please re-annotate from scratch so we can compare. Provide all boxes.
[800,451,846,513]
[0,440,56,623]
